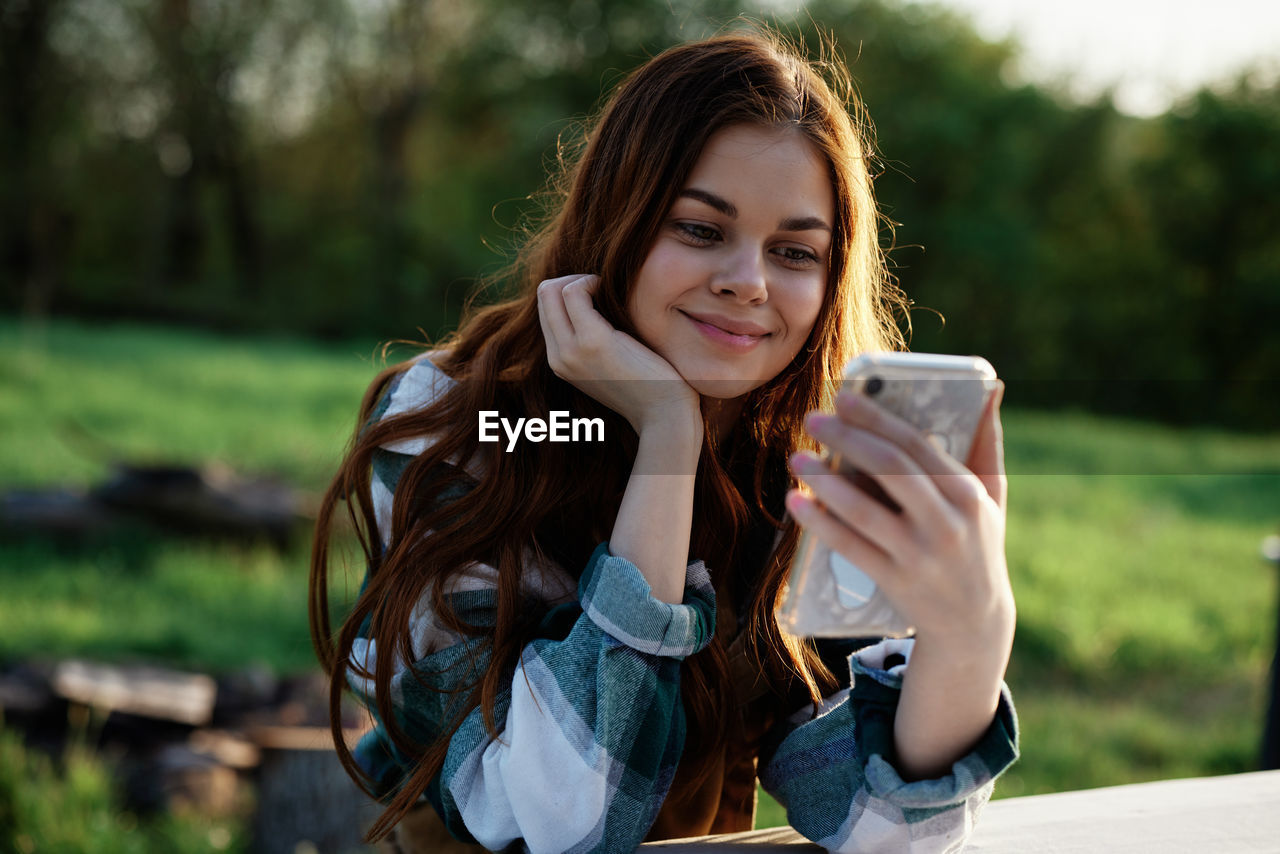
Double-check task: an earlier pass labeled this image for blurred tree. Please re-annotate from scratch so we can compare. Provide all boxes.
[804,0,1078,374]
[5,0,1276,425]
[1,0,74,319]
[254,0,740,337]
[1134,81,1280,425]
[144,0,263,298]
[793,0,1278,427]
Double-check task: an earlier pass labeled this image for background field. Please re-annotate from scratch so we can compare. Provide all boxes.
[2,320,1277,837]
[4,0,1279,847]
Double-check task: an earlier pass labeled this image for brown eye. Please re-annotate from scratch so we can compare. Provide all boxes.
[774,246,820,268]
[676,223,720,244]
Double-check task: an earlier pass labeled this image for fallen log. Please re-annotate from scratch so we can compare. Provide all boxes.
[0,462,313,546]
[52,659,217,727]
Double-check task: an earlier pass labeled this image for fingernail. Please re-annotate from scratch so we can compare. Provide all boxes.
[789,452,817,473]
[806,413,834,433]
[785,490,810,514]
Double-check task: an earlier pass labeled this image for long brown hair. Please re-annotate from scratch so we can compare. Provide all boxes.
[310,25,907,842]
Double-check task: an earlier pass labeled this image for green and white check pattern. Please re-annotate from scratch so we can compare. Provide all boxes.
[346,357,1019,853]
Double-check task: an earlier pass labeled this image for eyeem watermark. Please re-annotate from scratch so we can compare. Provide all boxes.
[478,410,605,452]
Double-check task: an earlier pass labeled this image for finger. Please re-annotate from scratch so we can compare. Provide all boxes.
[536,279,574,369]
[785,490,895,584]
[790,451,910,561]
[536,288,561,368]
[835,391,967,476]
[834,390,991,511]
[561,275,611,343]
[804,412,953,531]
[537,276,576,340]
[540,272,594,291]
[966,381,1007,509]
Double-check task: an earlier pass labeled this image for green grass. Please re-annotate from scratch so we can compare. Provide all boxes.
[0,536,329,673]
[0,727,246,853]
[3,318,1279,831]
[0,318,389,490]
[0,318,383,672]
[998,470,1277,799]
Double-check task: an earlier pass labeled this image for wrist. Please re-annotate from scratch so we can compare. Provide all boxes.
[909,602,1014,691]
[636,407,704,461]
[915,585,1016,654]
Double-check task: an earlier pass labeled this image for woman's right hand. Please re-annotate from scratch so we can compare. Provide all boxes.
[537,274,700,436]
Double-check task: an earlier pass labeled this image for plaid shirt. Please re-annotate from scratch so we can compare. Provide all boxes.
[346,356,1019,853]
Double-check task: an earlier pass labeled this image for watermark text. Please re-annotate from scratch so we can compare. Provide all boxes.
[478,410,605,452]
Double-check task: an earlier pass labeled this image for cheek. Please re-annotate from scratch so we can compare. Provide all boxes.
[626,274,665,343]
[791,282,827,344]
[628,245,685,330]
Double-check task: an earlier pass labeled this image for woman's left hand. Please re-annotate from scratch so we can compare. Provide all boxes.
[785,382,1014,649]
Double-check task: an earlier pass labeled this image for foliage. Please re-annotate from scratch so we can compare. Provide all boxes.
[0,727,245,854]
[804,1,1280,428]
[3,1,1278,426]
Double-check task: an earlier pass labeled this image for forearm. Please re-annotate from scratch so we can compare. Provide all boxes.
[892,607,1015,780]
[608,413,702,603]
[437,547,716,852]
[760,633,1019,853]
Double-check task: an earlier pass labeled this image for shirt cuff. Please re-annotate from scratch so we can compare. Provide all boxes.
[577,542,716,659]
[849,641,1021,809]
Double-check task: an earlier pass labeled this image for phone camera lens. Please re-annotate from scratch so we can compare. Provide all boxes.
[865,376,884,396]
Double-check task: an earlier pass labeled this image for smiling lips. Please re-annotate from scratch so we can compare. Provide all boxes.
[681,310,772,352]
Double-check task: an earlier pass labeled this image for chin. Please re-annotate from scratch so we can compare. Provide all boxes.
[682,375,763,400]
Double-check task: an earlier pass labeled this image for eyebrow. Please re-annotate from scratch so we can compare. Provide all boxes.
[678,188,832,233]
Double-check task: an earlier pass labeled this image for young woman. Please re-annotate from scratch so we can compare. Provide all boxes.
[310,27,1017,854]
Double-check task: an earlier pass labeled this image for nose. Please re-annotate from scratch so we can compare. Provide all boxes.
[711,247,768,304]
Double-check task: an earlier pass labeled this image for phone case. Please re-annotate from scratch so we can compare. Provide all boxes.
[779,353,997,638]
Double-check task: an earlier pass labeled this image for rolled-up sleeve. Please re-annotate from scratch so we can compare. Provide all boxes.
[758,639,1018,854]
[353,543,718,853]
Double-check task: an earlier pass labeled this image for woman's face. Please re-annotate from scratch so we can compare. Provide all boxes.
[628,123,833,401]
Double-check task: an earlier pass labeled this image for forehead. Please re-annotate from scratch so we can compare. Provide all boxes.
[683,124,833,217]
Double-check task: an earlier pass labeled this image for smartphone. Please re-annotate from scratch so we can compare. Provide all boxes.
[779,352,998,638]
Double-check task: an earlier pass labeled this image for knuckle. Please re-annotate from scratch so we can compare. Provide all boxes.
[953,477,986,510]
[866,443,903,477]
[573,334,602,358]
[559,350,584,372]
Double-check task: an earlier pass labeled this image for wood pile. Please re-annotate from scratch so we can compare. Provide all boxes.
[0,462,313,547]
[0,658,378,853]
